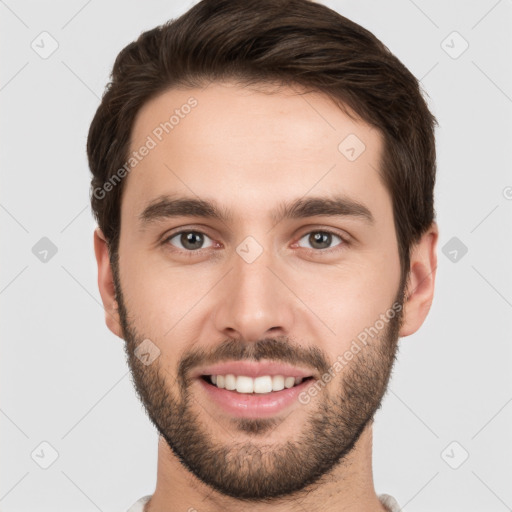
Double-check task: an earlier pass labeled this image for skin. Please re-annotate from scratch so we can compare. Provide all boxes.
[94,81,438,512]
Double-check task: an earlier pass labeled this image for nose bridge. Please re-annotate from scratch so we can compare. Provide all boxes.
[213,235,293,341]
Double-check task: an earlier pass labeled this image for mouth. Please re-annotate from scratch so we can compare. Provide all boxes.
[197,374,315,418]
[192,361,317,418]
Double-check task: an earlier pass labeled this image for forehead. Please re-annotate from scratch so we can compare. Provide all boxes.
[122,81,390,226]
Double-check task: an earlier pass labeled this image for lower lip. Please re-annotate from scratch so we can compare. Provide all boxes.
[196,377,313,418]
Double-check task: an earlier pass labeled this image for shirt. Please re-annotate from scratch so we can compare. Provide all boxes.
[126,493,402,511]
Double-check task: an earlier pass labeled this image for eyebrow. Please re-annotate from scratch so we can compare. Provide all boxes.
[138,194,375,228]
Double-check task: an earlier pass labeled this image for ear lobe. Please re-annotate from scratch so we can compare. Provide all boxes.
[93,227,123,339]
[399,223,439,338]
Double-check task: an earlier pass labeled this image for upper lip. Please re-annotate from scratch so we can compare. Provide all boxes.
[192,360,316,379]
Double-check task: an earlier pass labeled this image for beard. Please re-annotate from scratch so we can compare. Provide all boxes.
[111,257,406,501]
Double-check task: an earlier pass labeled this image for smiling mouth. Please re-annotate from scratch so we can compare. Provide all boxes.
[200,374,314,394]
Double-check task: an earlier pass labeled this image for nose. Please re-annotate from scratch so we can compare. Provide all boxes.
[212,242,295,343]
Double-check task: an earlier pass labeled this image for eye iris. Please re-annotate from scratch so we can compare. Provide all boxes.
[181,232,203,250]
[309,232,331,249]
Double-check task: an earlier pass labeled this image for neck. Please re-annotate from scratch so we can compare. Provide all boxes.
[145,422,387,512]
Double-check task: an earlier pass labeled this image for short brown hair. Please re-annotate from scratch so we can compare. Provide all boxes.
[87,0,437,287]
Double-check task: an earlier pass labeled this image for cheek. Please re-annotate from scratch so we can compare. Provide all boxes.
[294,254,399,348]
[120,252,214,337]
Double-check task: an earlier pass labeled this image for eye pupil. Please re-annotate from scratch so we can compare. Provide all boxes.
[181,232,203,250]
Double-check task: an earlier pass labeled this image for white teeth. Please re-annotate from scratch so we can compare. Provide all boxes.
[235,375,254,393]
[284,377,295,389]
[272,375,285,391]
[208,374,307,393]
[225,374,236,390]
[253,376,272,393]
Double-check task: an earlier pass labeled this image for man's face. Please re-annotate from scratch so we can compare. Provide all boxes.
[112,81,405,499]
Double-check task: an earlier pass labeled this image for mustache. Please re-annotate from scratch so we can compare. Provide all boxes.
[178,337,331,385]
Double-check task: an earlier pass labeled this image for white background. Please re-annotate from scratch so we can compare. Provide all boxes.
[1,0,511,510]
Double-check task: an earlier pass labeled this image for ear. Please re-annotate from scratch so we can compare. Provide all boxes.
[93,227,123,339]
[399,222,439,337]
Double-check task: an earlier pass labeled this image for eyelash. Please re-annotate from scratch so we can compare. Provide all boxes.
[161,228,350,257]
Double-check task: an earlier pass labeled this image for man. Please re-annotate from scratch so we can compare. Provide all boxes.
[88,0,438,510]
